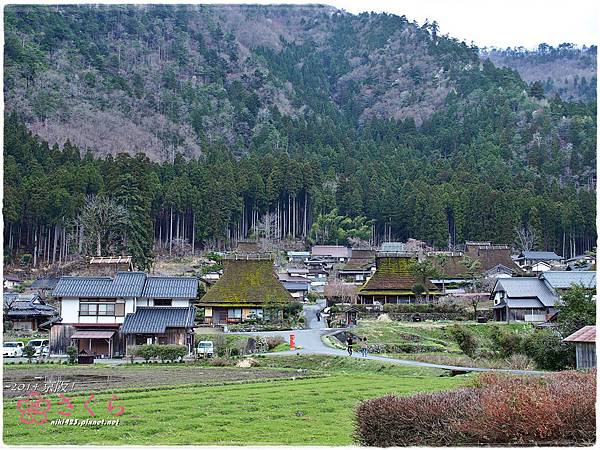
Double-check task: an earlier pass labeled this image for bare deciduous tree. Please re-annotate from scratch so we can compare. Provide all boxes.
[514,225,536,252]
[77,195,129,256]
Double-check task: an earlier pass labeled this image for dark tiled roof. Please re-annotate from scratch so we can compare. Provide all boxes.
[493,278,558,307]
[3,293,57,318]
[30,277,60,290]
[358,256,438,293]
[201,259,294,305]
[540,271,596,289]
[52,272,198,299]
[281,281,309,291]
[141,276,198,298]
[121,307,196,334]
[52,272,145,298]
[519,251,563,261]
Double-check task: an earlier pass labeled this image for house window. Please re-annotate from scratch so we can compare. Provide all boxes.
[247,308,263,318]
[80,302,115,316]
[154,299,172,307]
[228,308,242,319]
[80,303,97,316]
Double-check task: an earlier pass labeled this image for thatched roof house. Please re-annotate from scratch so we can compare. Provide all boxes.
[199,258,295,325]
[357,255,440,304]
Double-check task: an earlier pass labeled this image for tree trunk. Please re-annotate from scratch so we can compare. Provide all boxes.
[52,224,59,264]
[33,226,38,267]
[97,233,102,256]
[303,191,308,237]
[191,214,195,255]
[169,206,173,255]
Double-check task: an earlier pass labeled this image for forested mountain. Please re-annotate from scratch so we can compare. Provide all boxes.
[481,44,597,102]
[3,5,597,270]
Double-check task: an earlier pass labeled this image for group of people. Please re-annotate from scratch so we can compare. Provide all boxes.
[346,335,368,357]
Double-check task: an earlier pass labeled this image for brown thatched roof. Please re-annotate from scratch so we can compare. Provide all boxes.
[342,249,376,270]
[200,259,294,306]
[466,245,523,274]
[324,282,358,299]
[431,255,468,278]
[235,240,261,253]
[358,256,439,294]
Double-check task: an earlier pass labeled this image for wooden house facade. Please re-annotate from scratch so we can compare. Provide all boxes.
[50,272,197,357]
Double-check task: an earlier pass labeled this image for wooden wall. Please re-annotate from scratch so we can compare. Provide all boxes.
[576,342,596,369]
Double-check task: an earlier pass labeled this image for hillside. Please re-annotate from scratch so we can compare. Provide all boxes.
[3,4,596,269]
[6,4,509,159]
[481,44,597,102]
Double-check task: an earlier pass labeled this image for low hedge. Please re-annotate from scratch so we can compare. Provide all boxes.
[367,343,444,354]
[355,370,596,446]
[133,344,187,362]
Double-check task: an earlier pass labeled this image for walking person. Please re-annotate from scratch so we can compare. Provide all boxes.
[361,337,368,357]
[346,335,354,356]
[316,311,321,322]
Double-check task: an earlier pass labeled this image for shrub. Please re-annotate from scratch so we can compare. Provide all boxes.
[22,345,36,363]
[127,345,138,363]
[489,326,523,358]
[134,344,158,362]
[355,389,477,446]
[265,336,285,351]
[157,345,187,362]
[523,329,575,370]
[449,324,477,356]
[66,346,78,364]
[355,370,595,446]
[306,291,318,303]
[466,371,596,445]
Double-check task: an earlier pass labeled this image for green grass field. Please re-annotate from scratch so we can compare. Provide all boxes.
[3,357,465,445]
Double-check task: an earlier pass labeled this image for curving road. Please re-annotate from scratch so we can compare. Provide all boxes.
[232,300,545,376]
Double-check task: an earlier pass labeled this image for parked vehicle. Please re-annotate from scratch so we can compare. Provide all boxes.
[3,341,24,357]
[196,341,214,358]
[26,339,50,356]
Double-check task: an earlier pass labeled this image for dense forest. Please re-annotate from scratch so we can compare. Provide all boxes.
[3,5,597,270]
[482,44,597,102]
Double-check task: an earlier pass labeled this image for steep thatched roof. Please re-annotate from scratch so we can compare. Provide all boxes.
[431,255,468,278]
[341,249,376,271]
[358,256,439,295]
[466,245,523,274]
[200,259,295,306]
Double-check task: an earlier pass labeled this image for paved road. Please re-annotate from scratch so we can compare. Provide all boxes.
[231,301,545,375]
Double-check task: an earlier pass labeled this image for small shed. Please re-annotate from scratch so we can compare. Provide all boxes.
[563,326,596,369]
[344,306,359,326]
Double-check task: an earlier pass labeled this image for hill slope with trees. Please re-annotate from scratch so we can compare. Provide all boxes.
[3,5,596,269]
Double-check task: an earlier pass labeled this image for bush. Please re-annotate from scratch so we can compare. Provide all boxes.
[66,346,78,364]
[22,345,36,363]
[355,390,476,446]
[523,329,575,370]
[157,345,187,362]
[467,371,596,444]
[449,324,477,357]
[265,336,285,351]
[306,291,318,303]
[134,344,158,362]
[489,326,523,358]
[355,370,596,446]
